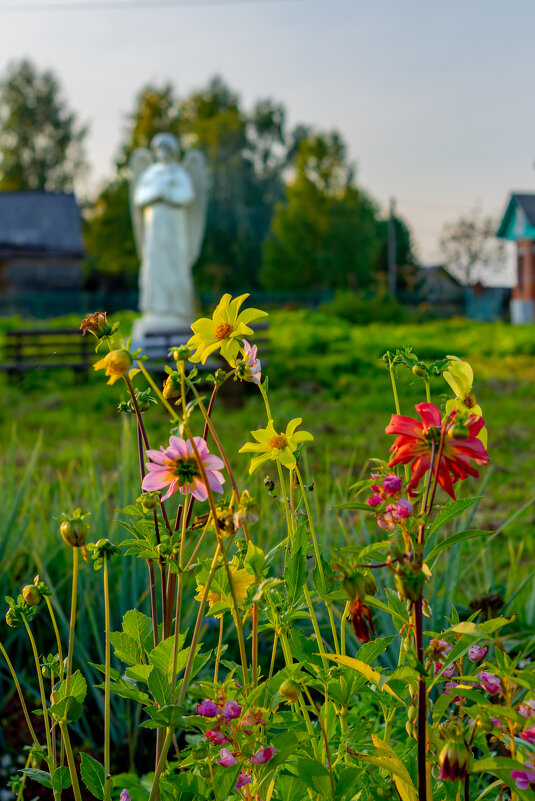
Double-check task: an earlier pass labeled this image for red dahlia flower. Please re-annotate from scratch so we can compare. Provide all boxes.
[385,403,489,500]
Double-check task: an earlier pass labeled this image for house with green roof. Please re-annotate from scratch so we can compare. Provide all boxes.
[497,193,535,323]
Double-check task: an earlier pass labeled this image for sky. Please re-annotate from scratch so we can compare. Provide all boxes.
[0,0,534,266]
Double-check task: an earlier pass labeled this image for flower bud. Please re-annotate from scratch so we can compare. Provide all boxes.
[5,610,20,628]
[264,476,275,492]
[172,345,193,362]
[80,311,113,339]
[22,585,42,607]
[394,568,426,602]
[447,423,470,440]
[163,372,181,399]
[93,349,132,385]
[342,570,377,603]
[438,740,470,782]
[412,362,427,377]
[60,516,89,548]
[279,679,300,703]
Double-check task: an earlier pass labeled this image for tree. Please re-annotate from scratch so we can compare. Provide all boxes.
[0,59,87,192]
[439,209,506,285]
[260,131,379,291]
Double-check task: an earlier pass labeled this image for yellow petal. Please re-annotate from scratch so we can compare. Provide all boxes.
[249,452,273,474]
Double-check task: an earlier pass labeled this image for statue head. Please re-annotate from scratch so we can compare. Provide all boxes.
[151,133,179,164]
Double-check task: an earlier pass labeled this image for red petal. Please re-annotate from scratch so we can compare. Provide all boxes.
[415,402,442,428]
[385,414,423,437]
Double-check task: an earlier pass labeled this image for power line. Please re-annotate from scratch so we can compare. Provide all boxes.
[0,0,304,11]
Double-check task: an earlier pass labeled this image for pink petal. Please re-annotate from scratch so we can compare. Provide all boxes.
[162,479,179,501]
[142,469,173,491]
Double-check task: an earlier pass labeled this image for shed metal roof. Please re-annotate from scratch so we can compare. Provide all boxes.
[0,191,84,255]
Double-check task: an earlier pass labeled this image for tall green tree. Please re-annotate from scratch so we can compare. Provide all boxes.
[0,59,87,192]
[260,131,379,291]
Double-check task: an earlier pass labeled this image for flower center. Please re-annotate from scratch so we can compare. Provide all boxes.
[214,322,233,340]
[269,434,288,450]
[423,425,442,445]
[464,393,477,409]
[174,457,200,485]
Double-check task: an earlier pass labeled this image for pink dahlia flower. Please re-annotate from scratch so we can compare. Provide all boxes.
[142,436,225,502]
[241,340,261,385]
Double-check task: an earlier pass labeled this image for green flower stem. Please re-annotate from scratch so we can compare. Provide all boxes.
[44,596,64,678]
[137,362,179,421]
[251,602,259,688]
[425,379,431,403]
[278,629,320,761]
[58,721,83,801]
[303,685,335,800]
[340,601,349,656]
[189,385,251,543]
[16,754,31,801]
[103,555,112,801]
[66,546,79,698]
[295,465,340,655]
[259,382,272,421]
[149,546,225,801]
[0,641,40,748]
[263,631,279,707]
[387,354,410,485]
[21,615,53,770]
[214,616,224,684]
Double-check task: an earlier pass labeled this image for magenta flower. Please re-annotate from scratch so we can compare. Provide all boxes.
[519,698,535,718]
[205,729,231,745]
[382,474,403,495]
[367,493,383,507]
[196,699,219,718]
[435,662,456,678]
[377,513,395,531]
[468,644,487,662]
[120,791,131,801]
[438,640,453,656]
[249,746,276,765]
[477,672,501,695]
[520,725,535,744]
[241,340,261,385]
[217,748,237,768]
[222,700,242,720]
[511,760,535,791]
[235,773,252,791]
[142,436,225,502]
[387,499,413,520]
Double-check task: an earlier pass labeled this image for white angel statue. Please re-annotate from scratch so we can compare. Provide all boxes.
[129,133,207,334]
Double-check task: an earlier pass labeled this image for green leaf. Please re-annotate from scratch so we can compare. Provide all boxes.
[99,678,151,705]
[122,609,154,653]
[141,704,187,729]
[54,670,87,705]
[80,753,105,800]
[320,653,405,703]
[293,759,331,795]
[109,631,143,666]
[331,501,373,511]
[21,769,52,789]
[244,540,266,578]
[125,664,153,683]
[357,636,396,665]
[425,529,490,564]
[471,756,534,801]
[49,694,83,723]
[427,497,480,539]
[52,767,72,792]
[312,554,337,599]
[213,765,241,801]
[148,633,186,680]
[284,547,307,607]
[148,666,171,707]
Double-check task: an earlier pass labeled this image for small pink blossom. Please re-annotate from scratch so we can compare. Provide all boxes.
[206,729,231,745]
[235,773,252,791]
[241,340,261,385]
[511,760,535,791]
[438,640,453,656]
[382,475,403,495]
[387,499,413,520]
[377,513,395,531]
[435,662,456,678]
[222,700,242,720]
[519,698,535,718]
[520,725,535,744]
[477,672,501,695]
[142,436,225,502]
[467,644,487,662]
[196,699,219,717]
[240,709,266,729]
[444,682,461,701]
[217,748,237,767]
[120,791,131,801]
[250,746,276,765]
[367,493,382,507]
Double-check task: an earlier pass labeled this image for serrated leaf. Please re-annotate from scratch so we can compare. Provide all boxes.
[141,704,186,729]
[427,497,480,539]
[54,670,87,705]
[21,769,52,789]
[122,610,154,653]
[88,662,121,681]
[49,694,83,723]
[109,631,143,666]
[244,540,266,578]
[148,666,171,707]
[425,529,490,564]
[80,753,105,800]
[98,678,152,704]
[148,633,186,680]
[52,766,72,792]
[125,664,153,683]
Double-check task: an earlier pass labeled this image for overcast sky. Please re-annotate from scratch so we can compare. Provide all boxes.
[0,0,534,264]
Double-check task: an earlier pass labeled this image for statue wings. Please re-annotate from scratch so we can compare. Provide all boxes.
[128,147,153,258]
[182,149,208,266]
